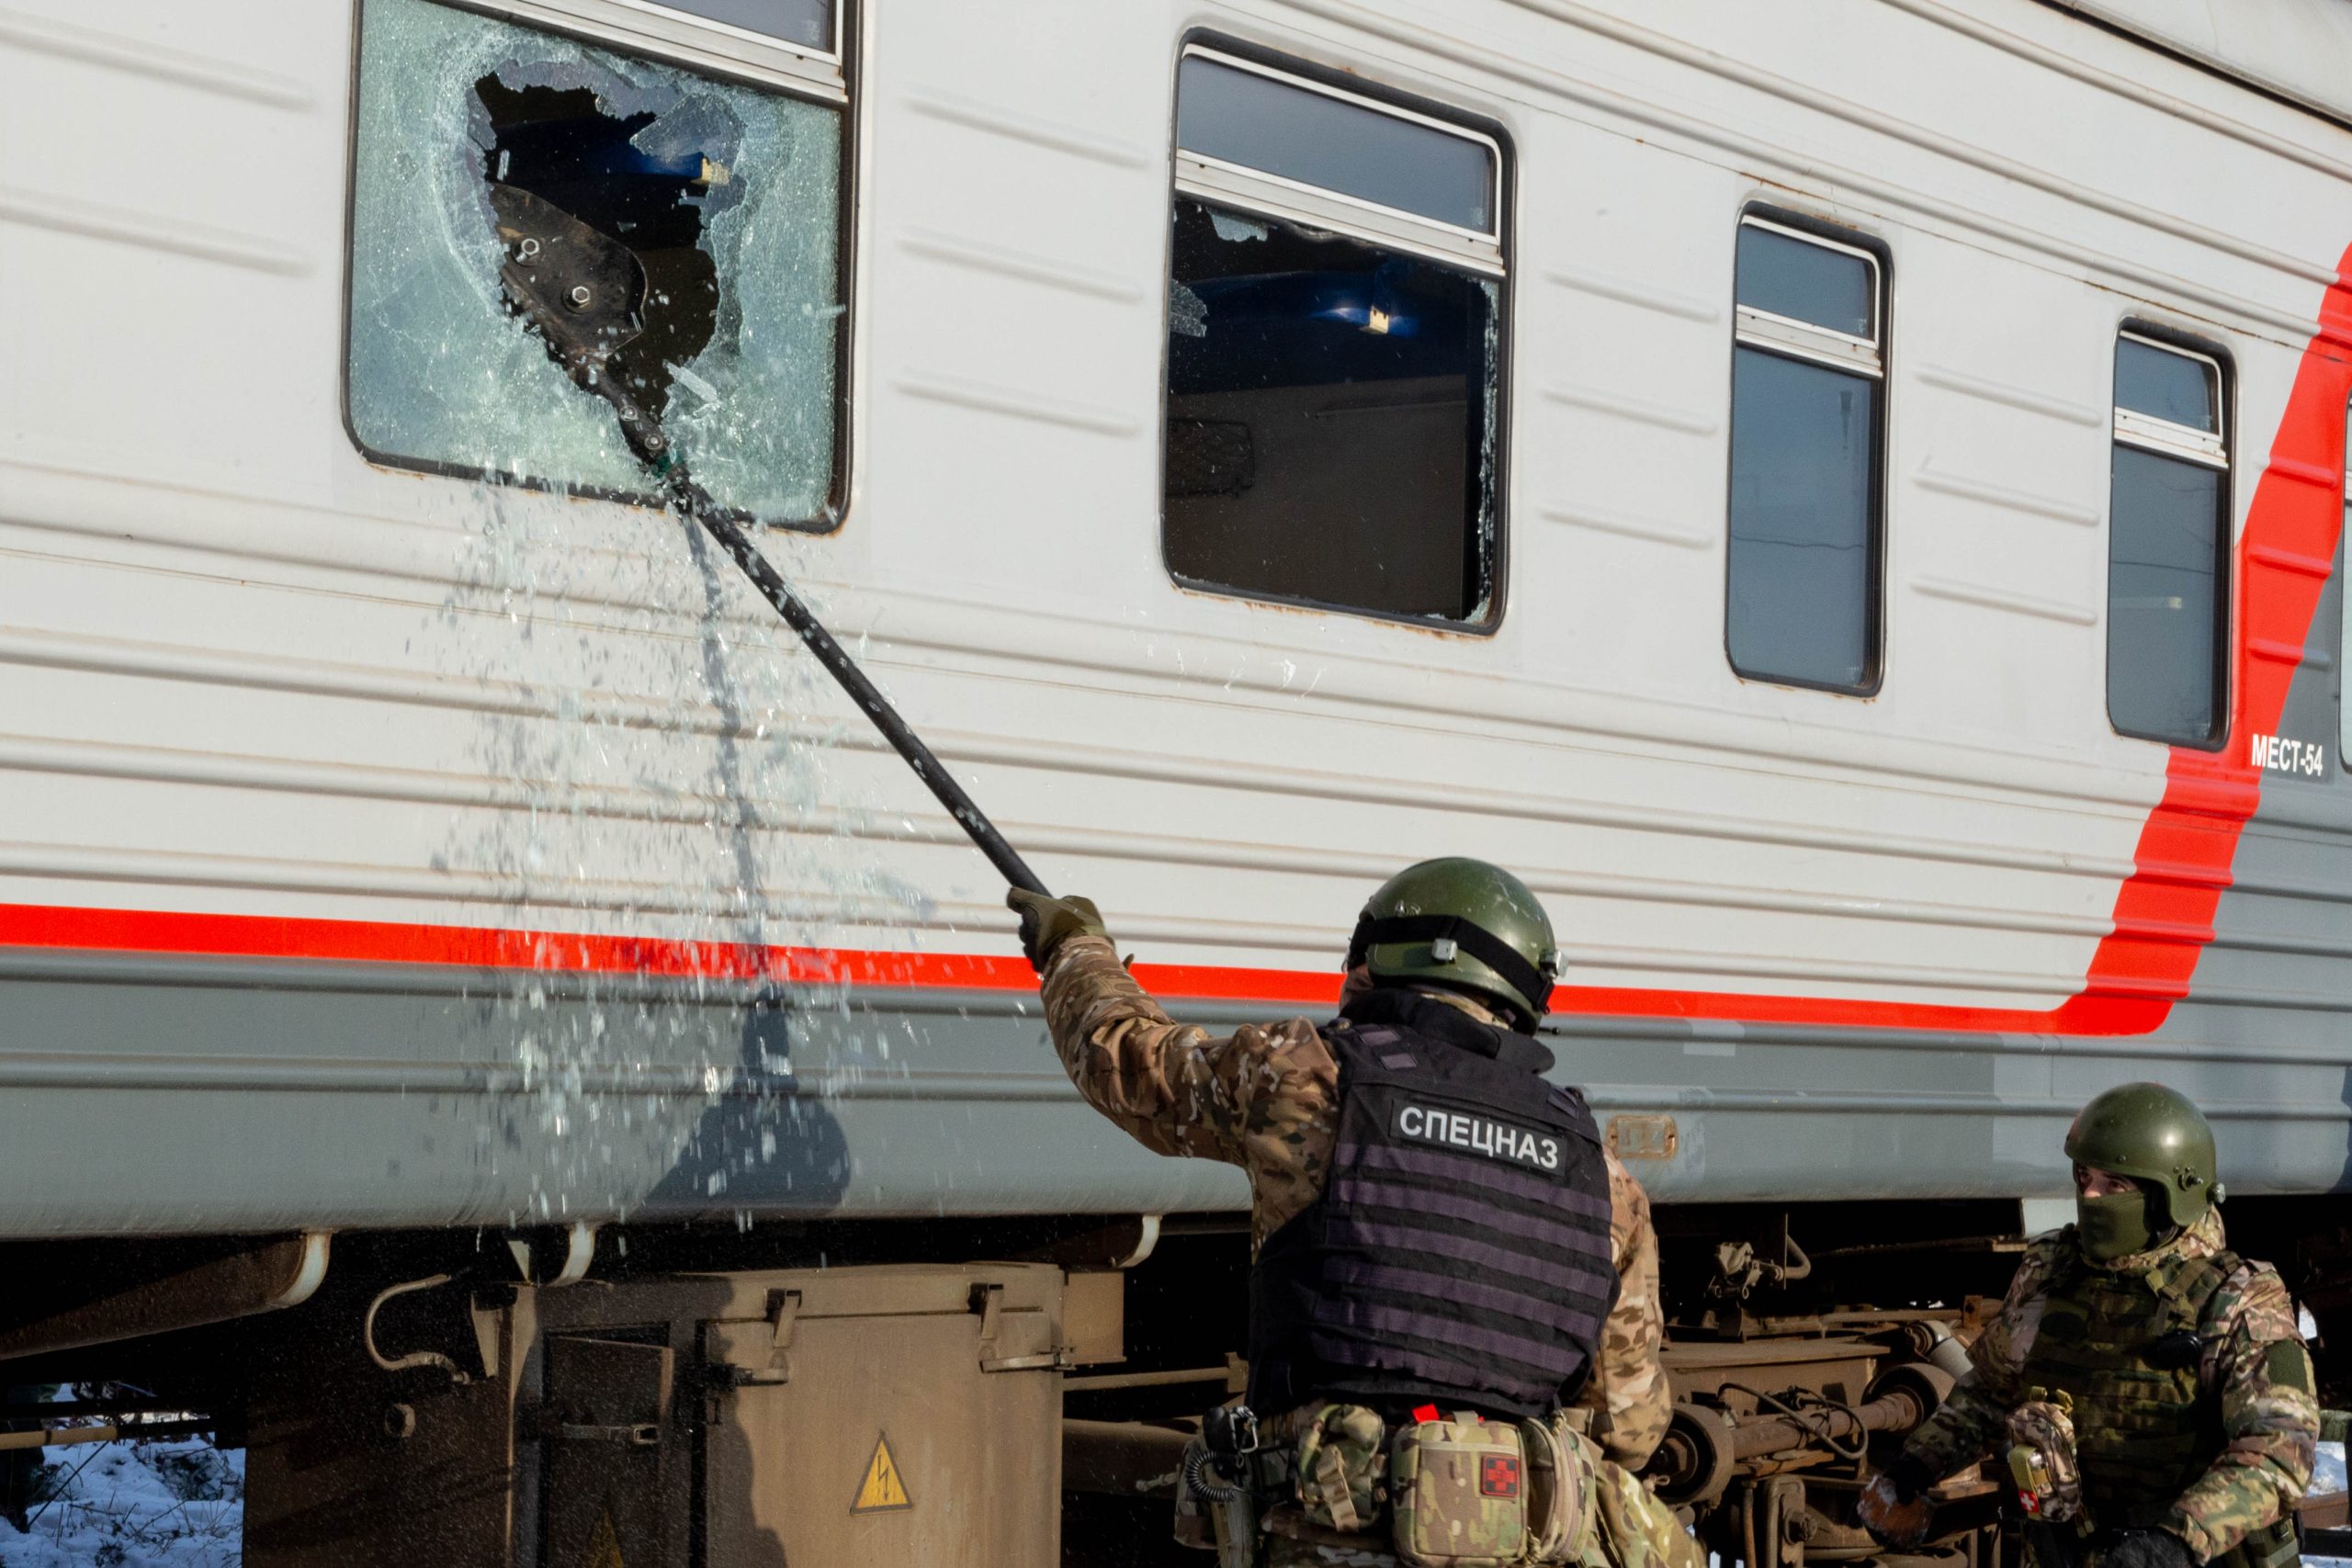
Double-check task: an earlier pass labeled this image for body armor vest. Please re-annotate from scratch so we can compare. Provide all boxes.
[2022,1233,2299,1568]
[1246,990,1618,1422]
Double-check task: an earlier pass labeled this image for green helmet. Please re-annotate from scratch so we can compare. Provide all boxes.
[2064,1082,2222,1230]
[1344,858,1562,1029]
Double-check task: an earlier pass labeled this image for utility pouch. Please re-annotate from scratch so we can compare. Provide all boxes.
[1518,1418,1592,1566]
[1292,1404,1388,1534]
[2006,1391,2091,1531]
[1388,1415,1529,1568]
[2204,1516,2301,1568]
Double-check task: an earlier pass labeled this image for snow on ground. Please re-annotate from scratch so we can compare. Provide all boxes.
[0,1436,2342,1567]
[0,1434,243,1568]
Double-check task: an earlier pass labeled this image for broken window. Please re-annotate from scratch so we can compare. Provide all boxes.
[346,0,844,525]
[1163,49,1506,626]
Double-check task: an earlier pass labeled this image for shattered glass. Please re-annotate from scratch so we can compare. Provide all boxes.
[348,0,842,524]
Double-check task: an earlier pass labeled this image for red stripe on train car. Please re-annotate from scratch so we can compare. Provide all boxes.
[8,252,2352,1037]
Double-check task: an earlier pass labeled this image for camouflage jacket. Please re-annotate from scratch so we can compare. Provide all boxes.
[1896,1209,2317,1562]
[1037,932,1671,1471]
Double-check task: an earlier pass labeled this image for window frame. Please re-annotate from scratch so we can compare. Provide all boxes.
[1722,206,1892,697]
[2111,332,2227,469]
[1731,216,1884,378]
[337,0,859,532]
[2104,323,2233,750]
[1158,34,1515,635]
[1171,46,1506,276]
[605,0,846,76]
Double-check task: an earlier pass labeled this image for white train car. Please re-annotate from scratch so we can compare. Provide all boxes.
[5,0,2352,1562]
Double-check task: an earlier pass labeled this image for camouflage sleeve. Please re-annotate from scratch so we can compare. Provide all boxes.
[1036,932,1340,1249]
[1573,1151,1670,1471]
[2160,1264,2318,1562]
[1895,1238,2067,1479]
[1896,1377,2012,1481]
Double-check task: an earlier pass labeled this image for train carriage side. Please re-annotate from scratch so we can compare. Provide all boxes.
[4,0,2352,1561]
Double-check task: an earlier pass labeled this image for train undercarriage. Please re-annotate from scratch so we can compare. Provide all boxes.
[3,1195,2346,1566]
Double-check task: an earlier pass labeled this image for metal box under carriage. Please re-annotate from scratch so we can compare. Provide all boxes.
[242,1262,1069,1567]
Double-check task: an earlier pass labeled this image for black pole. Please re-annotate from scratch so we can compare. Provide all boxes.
[669,471,1049,897]
[490,231,1048,898]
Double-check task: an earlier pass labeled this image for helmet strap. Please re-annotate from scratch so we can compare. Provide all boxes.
[1344,913,1554,1021]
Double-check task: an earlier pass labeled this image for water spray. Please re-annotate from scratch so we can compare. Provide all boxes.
[489,183,1049,898]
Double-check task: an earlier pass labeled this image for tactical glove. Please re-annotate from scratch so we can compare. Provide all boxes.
[1007,888,1107,973]
[2103,1532,2194,1568]
[1857,1456,1936,1548]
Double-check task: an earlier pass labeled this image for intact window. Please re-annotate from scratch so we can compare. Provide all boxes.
[1163,49,1505,626]
[2107,333,2229,747]
[1724,216,1887,694]
[345,0,845,525]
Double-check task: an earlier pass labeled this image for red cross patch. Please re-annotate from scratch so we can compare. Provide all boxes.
[1479,1454,1521,1499]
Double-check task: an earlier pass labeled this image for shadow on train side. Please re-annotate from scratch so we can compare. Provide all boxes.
[2338,1065,2352,1192]
[633,486,859,1215]
[642,986,853,1213]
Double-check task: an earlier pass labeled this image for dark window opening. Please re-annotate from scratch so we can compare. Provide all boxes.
[474,74,727,427]
[1162,197,1498,623]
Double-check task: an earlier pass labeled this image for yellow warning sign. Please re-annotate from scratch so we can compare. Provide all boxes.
[850,1432,913,1514]
[585,1511,626,1568]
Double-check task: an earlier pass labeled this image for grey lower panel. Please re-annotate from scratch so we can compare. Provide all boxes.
[3,952,2348,1235]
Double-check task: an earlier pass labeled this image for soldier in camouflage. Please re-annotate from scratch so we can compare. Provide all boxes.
[1858,1084,2318,1568]
[1011,861,1701,1568]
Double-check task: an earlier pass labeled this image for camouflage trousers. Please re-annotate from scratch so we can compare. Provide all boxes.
[1250,1416,1703,1568]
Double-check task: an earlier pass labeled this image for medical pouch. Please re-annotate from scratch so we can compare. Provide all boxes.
[1388,1416,1529,1568]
